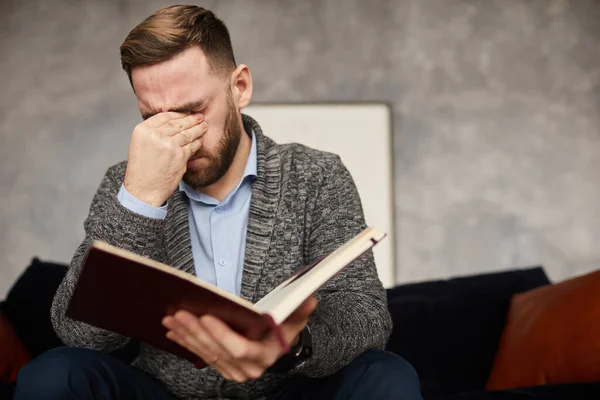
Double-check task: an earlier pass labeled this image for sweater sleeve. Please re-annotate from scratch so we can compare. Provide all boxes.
[51,163,169,352]
[294,156,392,377]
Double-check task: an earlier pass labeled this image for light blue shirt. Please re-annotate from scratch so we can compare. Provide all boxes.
[117,132,257,296]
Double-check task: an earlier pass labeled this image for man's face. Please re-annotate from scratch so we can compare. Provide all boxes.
[131,46,242,189]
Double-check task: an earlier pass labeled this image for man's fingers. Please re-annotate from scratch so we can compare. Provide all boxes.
[174,121,208,147]
[168,311,222,358]
[184,137,203,159]
[184,139,202,159]
[167,312,248,380]
[201,315,264,361]
[144,111,191,128]
[165,312,278,382]
[302,296,318,314]
[161,114,204,136]
[200,316,277,382]
[166,328,239,378]
[196,316,267,381]
[257,336,287,368]
[286,296,318,324]
[275,296,318,348]
[163,315,204,353]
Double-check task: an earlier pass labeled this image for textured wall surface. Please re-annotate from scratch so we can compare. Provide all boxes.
[2,0,599,297]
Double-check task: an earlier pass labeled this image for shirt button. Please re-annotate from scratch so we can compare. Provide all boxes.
[219,259,227,266]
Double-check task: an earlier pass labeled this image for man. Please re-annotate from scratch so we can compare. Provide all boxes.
[15,5,421,400]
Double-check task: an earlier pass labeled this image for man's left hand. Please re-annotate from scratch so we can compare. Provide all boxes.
[162,296,317,382]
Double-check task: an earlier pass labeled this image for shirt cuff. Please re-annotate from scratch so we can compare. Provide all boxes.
[117,184,168,220]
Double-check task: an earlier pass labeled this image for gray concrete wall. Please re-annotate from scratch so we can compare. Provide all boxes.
[2,0,599,297]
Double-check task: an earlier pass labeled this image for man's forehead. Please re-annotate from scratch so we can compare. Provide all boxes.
[132,48,216,101]
[132,50,219,118]
[132,46,210,80]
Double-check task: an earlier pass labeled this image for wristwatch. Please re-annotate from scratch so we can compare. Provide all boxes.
[290,324,312,360]
[268,325,312,372]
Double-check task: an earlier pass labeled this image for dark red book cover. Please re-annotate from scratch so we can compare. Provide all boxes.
[66,244,286,367]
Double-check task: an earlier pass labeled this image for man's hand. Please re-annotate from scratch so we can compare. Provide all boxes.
[124,112,207,207]
[162,296,318,382]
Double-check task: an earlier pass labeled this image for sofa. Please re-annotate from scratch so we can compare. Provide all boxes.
[2,258,599,399]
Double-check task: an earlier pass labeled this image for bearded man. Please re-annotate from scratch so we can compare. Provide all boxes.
[15,5,421,400]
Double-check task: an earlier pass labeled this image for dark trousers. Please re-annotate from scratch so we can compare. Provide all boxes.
[15,347,422,400]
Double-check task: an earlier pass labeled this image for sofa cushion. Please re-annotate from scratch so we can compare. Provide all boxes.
[486,269,600,390]
[386,267,550,399]
[2,258,67,357]
[0,308,32,384]
[3,257,141,366]
[445,381,600,400]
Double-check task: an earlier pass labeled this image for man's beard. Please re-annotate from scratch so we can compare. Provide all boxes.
[182,93,241,189]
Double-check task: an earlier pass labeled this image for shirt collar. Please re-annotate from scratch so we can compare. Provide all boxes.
[244,130,258,180]
[179,129,257,204]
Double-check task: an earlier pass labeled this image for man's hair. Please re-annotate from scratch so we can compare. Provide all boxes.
[119,5,236,86]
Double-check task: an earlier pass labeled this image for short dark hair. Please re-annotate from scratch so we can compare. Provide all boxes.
[119,5,236,86]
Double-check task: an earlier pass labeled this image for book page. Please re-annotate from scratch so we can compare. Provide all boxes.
[255,227,385,324]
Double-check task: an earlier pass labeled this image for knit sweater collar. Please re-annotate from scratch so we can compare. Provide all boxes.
[164,113,281,302]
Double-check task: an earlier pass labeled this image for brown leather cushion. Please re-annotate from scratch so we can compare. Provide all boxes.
[0,310,32,383]
[486,270,600,390]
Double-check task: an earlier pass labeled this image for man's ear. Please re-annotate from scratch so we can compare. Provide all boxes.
[230,64,253,109]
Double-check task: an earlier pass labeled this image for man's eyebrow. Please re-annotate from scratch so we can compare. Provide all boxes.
[141,99,207,120]
[171,99,207,114]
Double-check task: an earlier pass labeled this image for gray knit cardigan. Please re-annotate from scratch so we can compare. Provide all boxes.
[51,115,392,399]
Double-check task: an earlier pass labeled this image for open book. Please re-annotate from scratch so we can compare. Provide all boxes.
[66,227,386,367]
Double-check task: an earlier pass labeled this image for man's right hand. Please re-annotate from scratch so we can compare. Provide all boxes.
[124,112,207,207]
